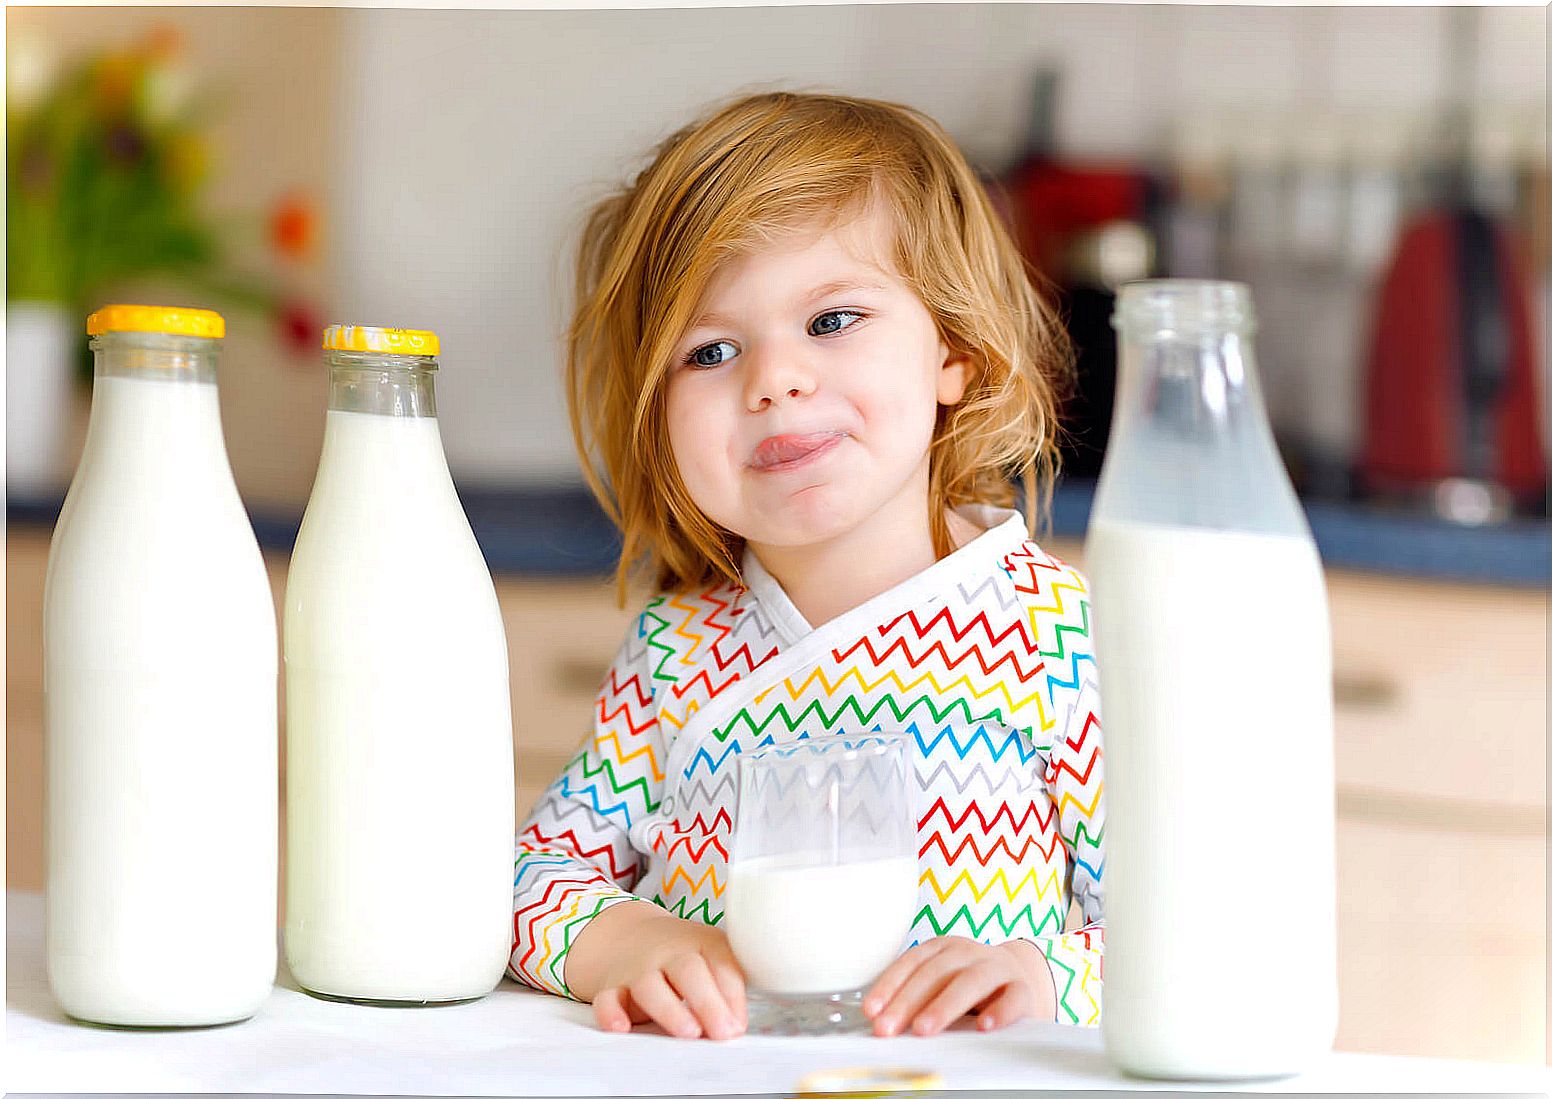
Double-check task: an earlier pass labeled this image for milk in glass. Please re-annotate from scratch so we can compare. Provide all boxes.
[44,306,278,1027]
[1088,282,1337,1080]
[725,852,917,995]
[283,325,514,1004]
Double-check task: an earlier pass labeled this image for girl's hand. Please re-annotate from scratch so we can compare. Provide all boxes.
[571,901,748,1040]
[861,936,1057,1037]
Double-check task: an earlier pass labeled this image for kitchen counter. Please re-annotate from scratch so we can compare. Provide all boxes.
[8,479,1548,586]
[7,893,1548,1096]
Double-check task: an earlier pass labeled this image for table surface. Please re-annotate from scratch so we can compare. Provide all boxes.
[7,893,1549,1096]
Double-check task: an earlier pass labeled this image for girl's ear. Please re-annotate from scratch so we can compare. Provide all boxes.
[936,344,974,407]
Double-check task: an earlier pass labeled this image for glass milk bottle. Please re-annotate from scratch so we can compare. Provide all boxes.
[283,325,515,1004]
[44,306,278,1027]
[1087,282,1338,1079]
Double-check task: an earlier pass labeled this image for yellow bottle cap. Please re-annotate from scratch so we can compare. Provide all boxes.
[322,324,440,357]
[86,304,225,339]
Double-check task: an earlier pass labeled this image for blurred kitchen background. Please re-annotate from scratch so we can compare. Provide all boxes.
[5,3,1547,1067]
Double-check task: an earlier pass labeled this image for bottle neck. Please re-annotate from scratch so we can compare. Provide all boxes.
[92,332,219,384]
[326,351,438,418]
[1096,280,1306,536]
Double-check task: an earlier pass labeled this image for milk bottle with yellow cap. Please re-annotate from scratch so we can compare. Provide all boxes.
[283,325,515,1004]
[44,306,278,1027]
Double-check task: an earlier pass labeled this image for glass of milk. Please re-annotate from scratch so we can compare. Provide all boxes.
[283,324,515,1006]
[724,733,918,1035]
[1088,281,1338,1079]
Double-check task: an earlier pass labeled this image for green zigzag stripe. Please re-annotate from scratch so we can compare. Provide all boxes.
[652,893,722,926]
[1037,600,1091,662]
[1043,947,1082,1024]
[578,750,661,814]
[641,596,679,684]
[912,901,1064,940]
[716,691,1004,745]
[548,894,624,996]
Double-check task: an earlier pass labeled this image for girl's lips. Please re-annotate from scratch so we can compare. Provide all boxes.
[750,431,846,472]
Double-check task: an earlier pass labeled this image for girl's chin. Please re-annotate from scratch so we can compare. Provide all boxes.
[743,489,877,549]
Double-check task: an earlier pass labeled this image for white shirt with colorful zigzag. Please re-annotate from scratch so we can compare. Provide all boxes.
[508,506,1105,1025]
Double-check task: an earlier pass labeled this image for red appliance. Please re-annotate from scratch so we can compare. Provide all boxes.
[1359,207,1546,511]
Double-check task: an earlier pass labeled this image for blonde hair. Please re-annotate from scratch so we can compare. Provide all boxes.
[566,90,1074,604]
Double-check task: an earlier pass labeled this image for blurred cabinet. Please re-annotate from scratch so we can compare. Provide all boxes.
[1047,535,1548,1065]
[7,527,1546,1062]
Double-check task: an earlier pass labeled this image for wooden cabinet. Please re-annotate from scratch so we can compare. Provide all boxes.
[7,528,1546,1062]
[1046,535,1548,1065]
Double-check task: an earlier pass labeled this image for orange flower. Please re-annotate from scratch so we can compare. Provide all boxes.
[94,52,139,111]
[271,191,319,261]
[139,24,184,63]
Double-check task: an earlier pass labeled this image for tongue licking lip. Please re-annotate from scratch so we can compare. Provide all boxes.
[752,431,842,470]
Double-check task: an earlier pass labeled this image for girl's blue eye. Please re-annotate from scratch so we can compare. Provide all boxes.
[685,340,738,369]
[810,309,862,336]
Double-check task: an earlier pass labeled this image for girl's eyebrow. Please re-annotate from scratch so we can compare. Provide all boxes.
[687,278,888,332]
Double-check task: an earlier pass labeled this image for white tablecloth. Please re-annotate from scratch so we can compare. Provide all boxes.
[7,893,1548,1096]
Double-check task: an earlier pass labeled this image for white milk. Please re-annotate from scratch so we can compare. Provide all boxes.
[44,374,278,1027]
[283,409,514,1003]
[725,853,918,995]
[1087,517,1338,1079]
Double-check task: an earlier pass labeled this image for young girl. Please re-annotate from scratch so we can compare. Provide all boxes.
[507,91,1104,1041]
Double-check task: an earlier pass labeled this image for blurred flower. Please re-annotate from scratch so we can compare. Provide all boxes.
[6,26,58,112]
[138,24,184,63]
[8,25,309,353]
[140,62,194,124]
[167,134,209,193]
[93,52,140,112]
[278,298,323,356]
[271,191,320,261]
[105,121,147,166]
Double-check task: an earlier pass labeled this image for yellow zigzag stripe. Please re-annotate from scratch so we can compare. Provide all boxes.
[1024,576,1087,638]
[593,729,664,782]
[536,888,604,997]
[1061,951,1102,1025]
[1057,784,1103,822]
[662,861,724,899]
[658,697,701,732]
[920,865,1063,905]
[667,593,709,666]
[754,663,1047,723]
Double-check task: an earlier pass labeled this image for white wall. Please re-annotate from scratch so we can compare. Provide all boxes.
[332,4,1547,487]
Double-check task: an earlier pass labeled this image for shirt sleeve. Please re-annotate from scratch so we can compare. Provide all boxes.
[1028,562,1106,1025]
[507,610,667,999]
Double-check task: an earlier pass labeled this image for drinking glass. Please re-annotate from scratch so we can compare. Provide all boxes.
[724,733,918,1035]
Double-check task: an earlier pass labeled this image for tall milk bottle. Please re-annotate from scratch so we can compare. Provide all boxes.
[1088,282,1338,1079]
[44,306,278,1027]
[283,325,515,1004]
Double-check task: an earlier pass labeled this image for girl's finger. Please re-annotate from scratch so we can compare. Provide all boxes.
[871,947,967,1037]
[663,954,740,1040]
[971,980,1037,1032]
[592,986,634,1033]
[863,938,951,1018]
[629,971,703,1040]
[910,962,1015,1036]
[708,956,748,1031]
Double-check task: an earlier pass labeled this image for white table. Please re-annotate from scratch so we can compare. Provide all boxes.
[7,893,1548,1096]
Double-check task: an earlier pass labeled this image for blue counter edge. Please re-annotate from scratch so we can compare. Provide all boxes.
[9,480,1548,588]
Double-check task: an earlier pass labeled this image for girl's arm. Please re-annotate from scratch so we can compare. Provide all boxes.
[507,615,666,999]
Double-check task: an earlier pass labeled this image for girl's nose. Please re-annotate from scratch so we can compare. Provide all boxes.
[742,344,816,412]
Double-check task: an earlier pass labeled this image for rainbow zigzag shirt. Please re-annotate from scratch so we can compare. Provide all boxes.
[507,505,1106,1025]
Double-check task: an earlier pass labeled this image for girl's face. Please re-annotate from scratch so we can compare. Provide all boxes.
[663,203,970,553]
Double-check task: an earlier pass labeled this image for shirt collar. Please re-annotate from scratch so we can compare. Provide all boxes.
[738,505,1028,646]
